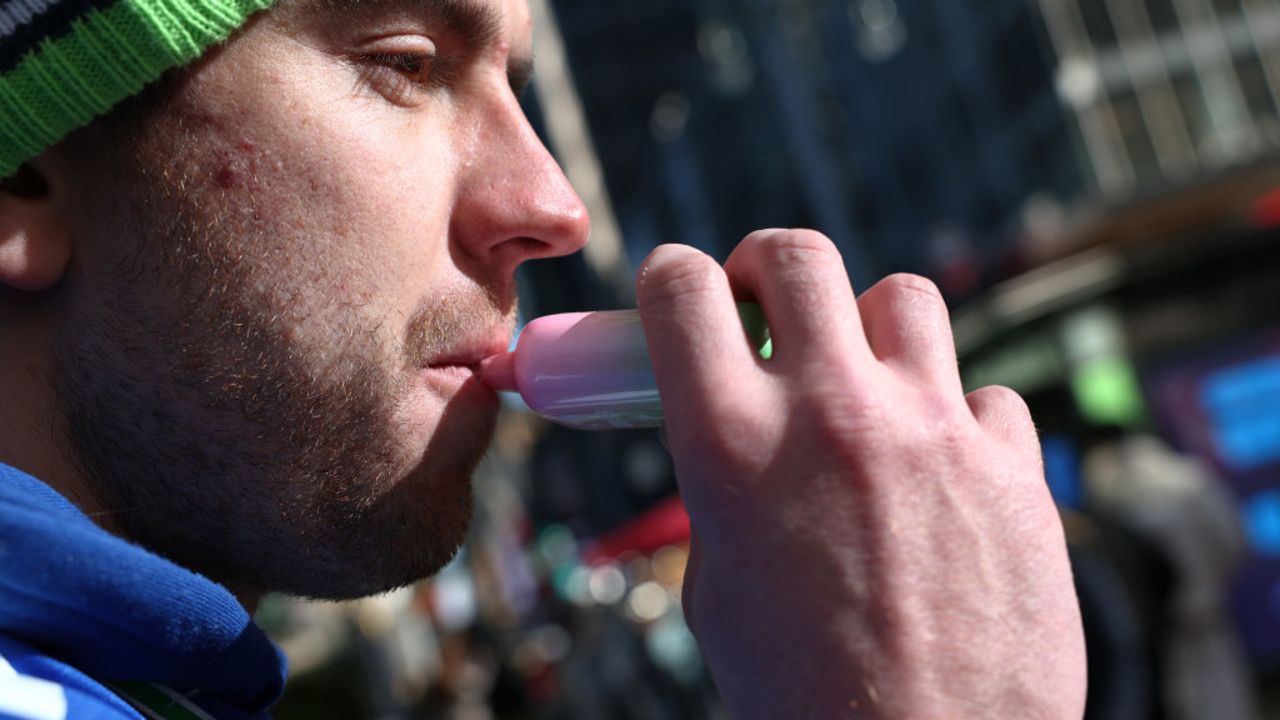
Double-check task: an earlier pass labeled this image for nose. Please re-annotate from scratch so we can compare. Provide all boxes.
[450,94,591,277]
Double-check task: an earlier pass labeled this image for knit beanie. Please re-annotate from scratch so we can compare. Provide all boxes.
[0,0,274,178]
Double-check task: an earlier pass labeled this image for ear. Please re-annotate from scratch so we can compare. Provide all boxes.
[0,159,71,291]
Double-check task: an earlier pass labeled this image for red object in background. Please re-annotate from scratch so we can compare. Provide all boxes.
[1252,188,1280,229]
[582,496,691,565]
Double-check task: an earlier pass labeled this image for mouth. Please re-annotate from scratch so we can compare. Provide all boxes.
[422,330,512,377]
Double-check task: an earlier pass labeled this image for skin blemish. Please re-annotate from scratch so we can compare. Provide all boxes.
[492,41,511,63]
[213,140,261,190]
[214,163,243,189]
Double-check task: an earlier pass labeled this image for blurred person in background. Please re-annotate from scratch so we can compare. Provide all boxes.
[0,0,1084,718]
[1082,427,1255,720]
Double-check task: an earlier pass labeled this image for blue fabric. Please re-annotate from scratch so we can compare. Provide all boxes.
[0,462,286,718]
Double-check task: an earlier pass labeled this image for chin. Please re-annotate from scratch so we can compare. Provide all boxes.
[285,381,500,600]
[219,381,502,601]
[271,460,482,601]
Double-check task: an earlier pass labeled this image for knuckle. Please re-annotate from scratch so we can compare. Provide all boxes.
[970,384,1030,414]
[968,384,1036,433]
[873,273,945,305]
[742,228,843,267]
[637,245,723,308]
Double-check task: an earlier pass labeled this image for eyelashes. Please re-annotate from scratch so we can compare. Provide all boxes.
[370,52,433,79]
[358,50,457,106]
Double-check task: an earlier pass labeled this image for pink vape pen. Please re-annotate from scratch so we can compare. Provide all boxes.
[478,304,770,430]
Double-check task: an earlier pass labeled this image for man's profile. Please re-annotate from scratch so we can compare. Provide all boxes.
[0,0,1088,717]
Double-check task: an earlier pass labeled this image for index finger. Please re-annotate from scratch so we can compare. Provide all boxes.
[636,244,766,427]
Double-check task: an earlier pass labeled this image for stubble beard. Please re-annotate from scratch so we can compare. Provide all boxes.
[52,124,502,601]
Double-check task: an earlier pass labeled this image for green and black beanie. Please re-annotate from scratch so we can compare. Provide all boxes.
[0,0,274,178]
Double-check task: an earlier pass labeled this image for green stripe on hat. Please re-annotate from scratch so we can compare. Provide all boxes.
[0,0,274,178]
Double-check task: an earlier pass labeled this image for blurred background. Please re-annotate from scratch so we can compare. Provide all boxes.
[259,0,1280,717]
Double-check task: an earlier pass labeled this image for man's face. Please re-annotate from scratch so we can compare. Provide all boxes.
[53,0,588,599]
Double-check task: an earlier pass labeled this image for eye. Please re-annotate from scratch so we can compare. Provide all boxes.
[354,36,444,106]
[369,52,434,84]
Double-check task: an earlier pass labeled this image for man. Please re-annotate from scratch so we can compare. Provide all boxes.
[0,0,1087,717]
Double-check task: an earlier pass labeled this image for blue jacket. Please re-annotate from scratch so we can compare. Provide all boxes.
[0,463,286,719]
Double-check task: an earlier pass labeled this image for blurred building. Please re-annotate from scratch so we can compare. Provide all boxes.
[545,0,1081,296]
[1038,0,1280,198]
[538,0,1280,295]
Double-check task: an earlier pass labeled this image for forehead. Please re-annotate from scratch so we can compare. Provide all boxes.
[280,0,532,46]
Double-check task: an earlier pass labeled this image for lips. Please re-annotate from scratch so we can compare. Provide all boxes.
[424,331,511,371]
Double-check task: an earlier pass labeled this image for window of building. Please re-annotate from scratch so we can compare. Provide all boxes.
[1044,0,1092,58]
[1078,103,1133,193]
[1143,0,1181,34]
[1027,119,1084,200]
[1210,0,1243,19]
[994,3,1053,114]
[1171,72,1214,156]
[944,90,980,153]
[1233,54,1279,124]
[1171,0,1211,25]
[1109,88,1164,187]
[896,142,936,208]
[1077,0,1119,51]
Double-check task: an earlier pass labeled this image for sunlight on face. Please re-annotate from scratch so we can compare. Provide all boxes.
[54,0,588,599]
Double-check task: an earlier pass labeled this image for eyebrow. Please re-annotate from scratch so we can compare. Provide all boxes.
[315,0,502,48]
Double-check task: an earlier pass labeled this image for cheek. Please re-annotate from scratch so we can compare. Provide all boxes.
[298,120,461,317]
[144,48,464,337]
[211,138,270,190]
[195,113,455,296]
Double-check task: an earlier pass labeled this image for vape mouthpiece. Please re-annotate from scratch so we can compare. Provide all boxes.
[477,352,517,392]
[476,304,770,431]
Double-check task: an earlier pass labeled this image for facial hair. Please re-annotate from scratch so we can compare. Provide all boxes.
[52,130,507,601]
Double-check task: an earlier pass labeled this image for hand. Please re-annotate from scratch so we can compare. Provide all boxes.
[636,231,1086,719]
